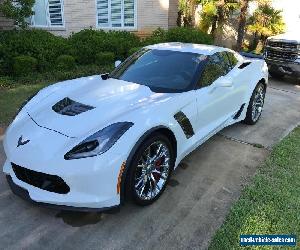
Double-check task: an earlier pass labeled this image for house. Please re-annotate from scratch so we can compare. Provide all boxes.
[0,11,13,30]
[0,0,179,37]
[0,0,13,30]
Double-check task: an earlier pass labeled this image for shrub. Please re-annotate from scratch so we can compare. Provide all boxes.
[56,55,76,70]
[0,44,5,76]
[143,27,213,46]
[104,31,141,60]
[0,30,70,74]
[13,55,37,76]
[0,27,213,77]
[166,27,213,44]
[95,52,115,66]
[68,29,106,64]
[143,28,167,45]
[69,29,141,64]
[128,47,142,56]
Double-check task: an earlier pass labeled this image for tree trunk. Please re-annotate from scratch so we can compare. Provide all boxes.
[190,0,197,27]
[177,10,183,27]
[250,32,260,51]
[210,16,217,36]
[236,0,250,51]
[210,16,218,37]
[214,0,225,44]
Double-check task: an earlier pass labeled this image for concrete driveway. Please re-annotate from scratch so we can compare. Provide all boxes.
[0,78,299,250]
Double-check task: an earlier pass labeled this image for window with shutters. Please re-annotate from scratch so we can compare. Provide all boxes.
[96,0,136,29]
[30,0,64,27]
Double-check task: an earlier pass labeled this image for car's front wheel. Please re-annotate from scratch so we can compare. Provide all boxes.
[127,133,175,206]
[243,82,266,125]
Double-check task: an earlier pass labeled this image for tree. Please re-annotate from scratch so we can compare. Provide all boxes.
[236,0,250,51]
[213,0,239,43]
[247,2,285,51]
[178,0,196,27]
[199,0,218,33]
[0,0,35,29]
[198,0,239,39]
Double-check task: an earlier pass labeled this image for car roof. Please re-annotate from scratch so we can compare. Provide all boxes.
[146,42,230,56]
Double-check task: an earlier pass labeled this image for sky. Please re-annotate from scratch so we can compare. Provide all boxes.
[272,0,300,33]
[249,0,300,33]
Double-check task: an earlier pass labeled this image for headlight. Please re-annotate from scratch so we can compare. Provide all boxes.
[64,122,133,160]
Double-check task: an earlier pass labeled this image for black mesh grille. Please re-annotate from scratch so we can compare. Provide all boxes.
[52,97,95,116]
[268,41,297,50]
[266,48,297,61]
[12,163,70,194]
[266,41,298,62]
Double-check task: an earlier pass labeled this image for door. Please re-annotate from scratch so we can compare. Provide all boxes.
[194,52,239,139]
[225,51,249,108]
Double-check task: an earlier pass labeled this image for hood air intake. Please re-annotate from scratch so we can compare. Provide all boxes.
[52,97,95,116]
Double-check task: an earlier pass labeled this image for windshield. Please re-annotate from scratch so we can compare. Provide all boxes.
[110,49,207,92]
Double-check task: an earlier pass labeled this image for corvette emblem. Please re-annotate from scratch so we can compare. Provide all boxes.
[17,136,30,148]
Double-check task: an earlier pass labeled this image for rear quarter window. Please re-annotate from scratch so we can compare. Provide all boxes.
[226,52,239,69]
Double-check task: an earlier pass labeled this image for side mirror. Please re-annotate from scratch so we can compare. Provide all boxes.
[215,76,233,88]
[115,60,122,68]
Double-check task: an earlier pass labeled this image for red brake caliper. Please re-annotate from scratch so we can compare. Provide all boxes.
[152,157,163,181]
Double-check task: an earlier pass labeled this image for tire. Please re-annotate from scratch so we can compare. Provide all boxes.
[243,82,266,125]
[269,70,285,79]
[126,133,175,206]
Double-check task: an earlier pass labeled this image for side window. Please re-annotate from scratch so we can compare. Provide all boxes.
[219,52,232,73]
[226,52,239,69]
[198,53,228,88]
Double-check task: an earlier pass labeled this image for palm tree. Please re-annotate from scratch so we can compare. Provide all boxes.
[236,0,250,51]
[213,0,239,44]
[247,2,285,51]
[198,0,239,39]
[199,1,218,33]
[177,0,198,27]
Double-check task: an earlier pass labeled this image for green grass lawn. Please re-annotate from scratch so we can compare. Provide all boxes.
[209,126,300,249]
[0,64,112,126]
[0,83,48,125]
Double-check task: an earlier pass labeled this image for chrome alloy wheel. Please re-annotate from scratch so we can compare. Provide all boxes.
[251,84,265,122]
[134,141,171,200]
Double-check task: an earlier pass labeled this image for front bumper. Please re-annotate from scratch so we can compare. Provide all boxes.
[2,113,128,211]
[6,175,119,212]
[266,59,300,77]
[3,155,123,211]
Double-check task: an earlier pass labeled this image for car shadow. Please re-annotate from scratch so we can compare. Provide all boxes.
[55,211,104,227]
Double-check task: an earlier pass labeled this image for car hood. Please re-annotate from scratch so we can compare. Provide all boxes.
[267,33,300,43]
[24,75,172,138]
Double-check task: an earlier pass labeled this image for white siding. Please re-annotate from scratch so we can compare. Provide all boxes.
[50,0,172,37]
[137,0,169,32]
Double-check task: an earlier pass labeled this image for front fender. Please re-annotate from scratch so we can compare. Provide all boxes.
[119,124,178,204]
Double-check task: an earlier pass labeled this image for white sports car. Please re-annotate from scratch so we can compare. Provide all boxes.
[3,43,268,211]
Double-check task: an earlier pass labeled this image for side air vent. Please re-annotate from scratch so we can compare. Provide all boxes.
[174,111,195,139]
[52,97,95,116]
[238,61,251,69]
[233,103,246,120]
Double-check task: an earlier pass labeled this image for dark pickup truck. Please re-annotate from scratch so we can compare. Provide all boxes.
[264,33,300,79]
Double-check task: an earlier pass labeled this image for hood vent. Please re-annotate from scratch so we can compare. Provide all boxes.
[52,97,95,116]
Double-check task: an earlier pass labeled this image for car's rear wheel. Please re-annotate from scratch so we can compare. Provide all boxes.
[243,82,266,125]
[127,133,175,206]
